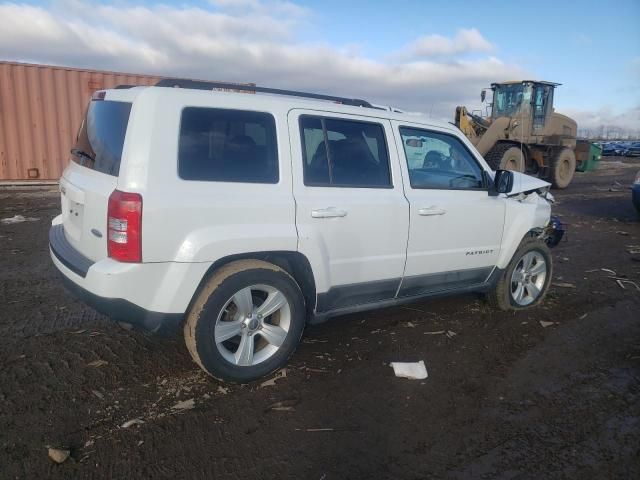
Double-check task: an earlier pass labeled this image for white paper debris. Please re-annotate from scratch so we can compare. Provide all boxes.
[390,361,428,380]
[1,215,39,224]
[171,398,195,410]
[121,418,144,428]
[47,447,70,464]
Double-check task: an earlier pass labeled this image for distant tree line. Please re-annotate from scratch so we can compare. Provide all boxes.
[578,125,640,141]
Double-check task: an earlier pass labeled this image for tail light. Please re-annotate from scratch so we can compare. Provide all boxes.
[107,190,142,262]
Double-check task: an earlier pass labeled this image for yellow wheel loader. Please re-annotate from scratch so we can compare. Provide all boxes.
[455,80,578,188]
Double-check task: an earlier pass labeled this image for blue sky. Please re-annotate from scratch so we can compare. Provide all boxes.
[297,0,639,110]
[1,0,638,132]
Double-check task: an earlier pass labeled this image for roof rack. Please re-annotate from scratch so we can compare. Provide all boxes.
[154,78,376,108]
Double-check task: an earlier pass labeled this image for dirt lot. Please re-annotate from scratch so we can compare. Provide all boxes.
[1,158,639,479]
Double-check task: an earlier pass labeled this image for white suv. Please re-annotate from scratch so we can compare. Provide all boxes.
[50,80,563,382]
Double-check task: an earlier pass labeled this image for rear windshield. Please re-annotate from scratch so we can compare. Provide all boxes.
[71,100,132,176]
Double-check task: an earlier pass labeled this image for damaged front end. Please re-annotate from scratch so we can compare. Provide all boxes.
[541,215,565,247]
[506,171,565,247]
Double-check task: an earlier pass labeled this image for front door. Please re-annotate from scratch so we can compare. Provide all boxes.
[289,110,409,312]
[393,122,505,297]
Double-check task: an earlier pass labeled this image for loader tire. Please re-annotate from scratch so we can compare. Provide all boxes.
[485,144,525,172]
[549,148,576,189]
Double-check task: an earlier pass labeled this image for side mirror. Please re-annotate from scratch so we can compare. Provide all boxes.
[481,90,486,102]
[494,169,514,194]
[483,171,498,196]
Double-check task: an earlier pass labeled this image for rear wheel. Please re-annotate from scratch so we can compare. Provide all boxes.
[487,236,552,311]
[549,148,576,189]
[184,260,306,383]
[485,144,526,172]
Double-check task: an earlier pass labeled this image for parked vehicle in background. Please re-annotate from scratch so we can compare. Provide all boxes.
[601,143,619,156]
[622,142,640,157]
[601,141,638,156]
[633,171,640,215]
[49,79,564,382]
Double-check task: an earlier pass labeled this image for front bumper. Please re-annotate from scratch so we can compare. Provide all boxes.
[49,224,203,335]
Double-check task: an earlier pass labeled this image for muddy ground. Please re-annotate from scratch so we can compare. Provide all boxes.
[1,158,639,479]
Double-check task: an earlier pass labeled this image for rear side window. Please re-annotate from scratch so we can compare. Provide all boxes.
[179,108,278,183]
[300,116,391,188]
[72,100,132,176]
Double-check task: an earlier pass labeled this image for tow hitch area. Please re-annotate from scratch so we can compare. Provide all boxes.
[544,215,565,247]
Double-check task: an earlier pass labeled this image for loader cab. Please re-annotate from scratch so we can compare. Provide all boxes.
[490,81,558,132]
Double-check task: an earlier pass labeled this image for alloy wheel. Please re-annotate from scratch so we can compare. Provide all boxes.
[214,284,291,366]
[509,251,547,306]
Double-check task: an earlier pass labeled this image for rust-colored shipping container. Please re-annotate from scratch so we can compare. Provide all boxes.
[0,61,163,182]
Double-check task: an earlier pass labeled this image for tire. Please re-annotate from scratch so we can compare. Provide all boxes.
[487,236,553,311]
[184,260,306,383]
[549,148,576,189]
[485,144,525,172]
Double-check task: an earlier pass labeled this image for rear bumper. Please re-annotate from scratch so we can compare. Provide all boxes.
[49,224,209,335]
[57,272,183,335]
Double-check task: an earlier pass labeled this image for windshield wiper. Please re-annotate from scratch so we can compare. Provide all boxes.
[70,148,94,164]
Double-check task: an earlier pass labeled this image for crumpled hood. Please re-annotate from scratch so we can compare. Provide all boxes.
[508,171,551,195]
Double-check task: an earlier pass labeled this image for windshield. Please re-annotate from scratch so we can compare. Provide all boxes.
[71,100,132,176]
[492,84,528,118]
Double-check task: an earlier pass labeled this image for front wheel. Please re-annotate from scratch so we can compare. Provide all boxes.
[485,144,526,172]
[184,260,306,383]
[487,237,553,311]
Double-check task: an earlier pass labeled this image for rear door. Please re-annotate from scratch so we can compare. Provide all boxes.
[288,110,409,312]
[393,122,505,297]
[60,95,132,262]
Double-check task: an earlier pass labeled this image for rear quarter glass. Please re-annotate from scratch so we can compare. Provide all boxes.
[72,100,132,176]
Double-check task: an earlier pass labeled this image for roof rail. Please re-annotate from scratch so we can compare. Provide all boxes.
[154,78,376,108]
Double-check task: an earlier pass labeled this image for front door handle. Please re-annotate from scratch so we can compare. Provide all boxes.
[418,206,446,216]
[311,207,348,218]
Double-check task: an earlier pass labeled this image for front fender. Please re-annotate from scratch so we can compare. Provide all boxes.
[497,193,551,269]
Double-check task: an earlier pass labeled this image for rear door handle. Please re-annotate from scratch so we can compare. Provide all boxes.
[418,206,446,216]
[311,207,348,218]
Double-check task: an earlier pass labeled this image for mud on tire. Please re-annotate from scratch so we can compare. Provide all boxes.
[549,147,576,189]
[485,143,526,172]
[184,260,306,383]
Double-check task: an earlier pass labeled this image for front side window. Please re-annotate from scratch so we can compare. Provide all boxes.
[300,116,391,187]
[179,108,278,183]
[492,83,530,118]
[72,100,132,176]
[400,128,484,190]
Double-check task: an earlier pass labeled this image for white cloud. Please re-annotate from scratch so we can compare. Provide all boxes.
[0,1,524,120]
[407,28,494,57]
[564,105,640,137]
